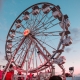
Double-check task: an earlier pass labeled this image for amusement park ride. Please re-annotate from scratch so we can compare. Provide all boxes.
[2,2,72,80]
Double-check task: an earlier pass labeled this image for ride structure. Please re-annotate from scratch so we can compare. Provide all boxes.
[2,2,72,80]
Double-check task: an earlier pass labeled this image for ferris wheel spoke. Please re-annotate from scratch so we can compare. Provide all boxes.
[34,36,52,57]
[21,24,26,29]
[34,18,56,31]
[34,21,60,35]
[36,38,56,50]
[32,9,57,31]
[20,40,32,67]
[36,31,61,36]
[15,30,23,34]
[10,35,23,42]
[30,9,44,30]
[33,15,55,32]
[34,13,48,29]
[11,37,24,49]
[14,48,24,64]
[30,13,39,27]
[38,54,44,65]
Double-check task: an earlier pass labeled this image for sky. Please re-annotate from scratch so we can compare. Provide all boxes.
[0,0,80,76]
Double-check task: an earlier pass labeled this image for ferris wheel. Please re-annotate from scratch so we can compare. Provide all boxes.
[3,2,72,80]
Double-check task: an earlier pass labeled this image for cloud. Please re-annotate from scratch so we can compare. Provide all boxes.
[70,27,80,39]
[70,27,80,44]
[65,48,72,53]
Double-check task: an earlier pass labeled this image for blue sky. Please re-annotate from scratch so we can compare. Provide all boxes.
[0,0,80,75]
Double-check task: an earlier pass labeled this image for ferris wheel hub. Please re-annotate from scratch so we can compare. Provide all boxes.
[23,29,30,36]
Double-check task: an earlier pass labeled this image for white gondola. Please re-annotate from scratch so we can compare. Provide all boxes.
[23,14,29,20]
[32,9,39,15]
[32,5,39,15]
[65,19,70,27]
[15,23,21,28]
[52,11,61,18]
[62,36,72,46]
[7,43,12,49]
[59,19,70,30]
[15,19,22,28]
[7,40,12,43]
[54,56,66,64]
[7,53,12,60]
[52,5,61,18]
[42,6,51,14]
[59,22,64,30]
[59,56,66,64]
[9,33,15,38]
[23,11,29,20]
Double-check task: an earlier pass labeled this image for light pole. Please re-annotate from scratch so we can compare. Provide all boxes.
[69,67,74,80]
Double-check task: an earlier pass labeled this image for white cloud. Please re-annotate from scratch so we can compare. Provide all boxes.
[65,48,72,53]
[70,27,80,44]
